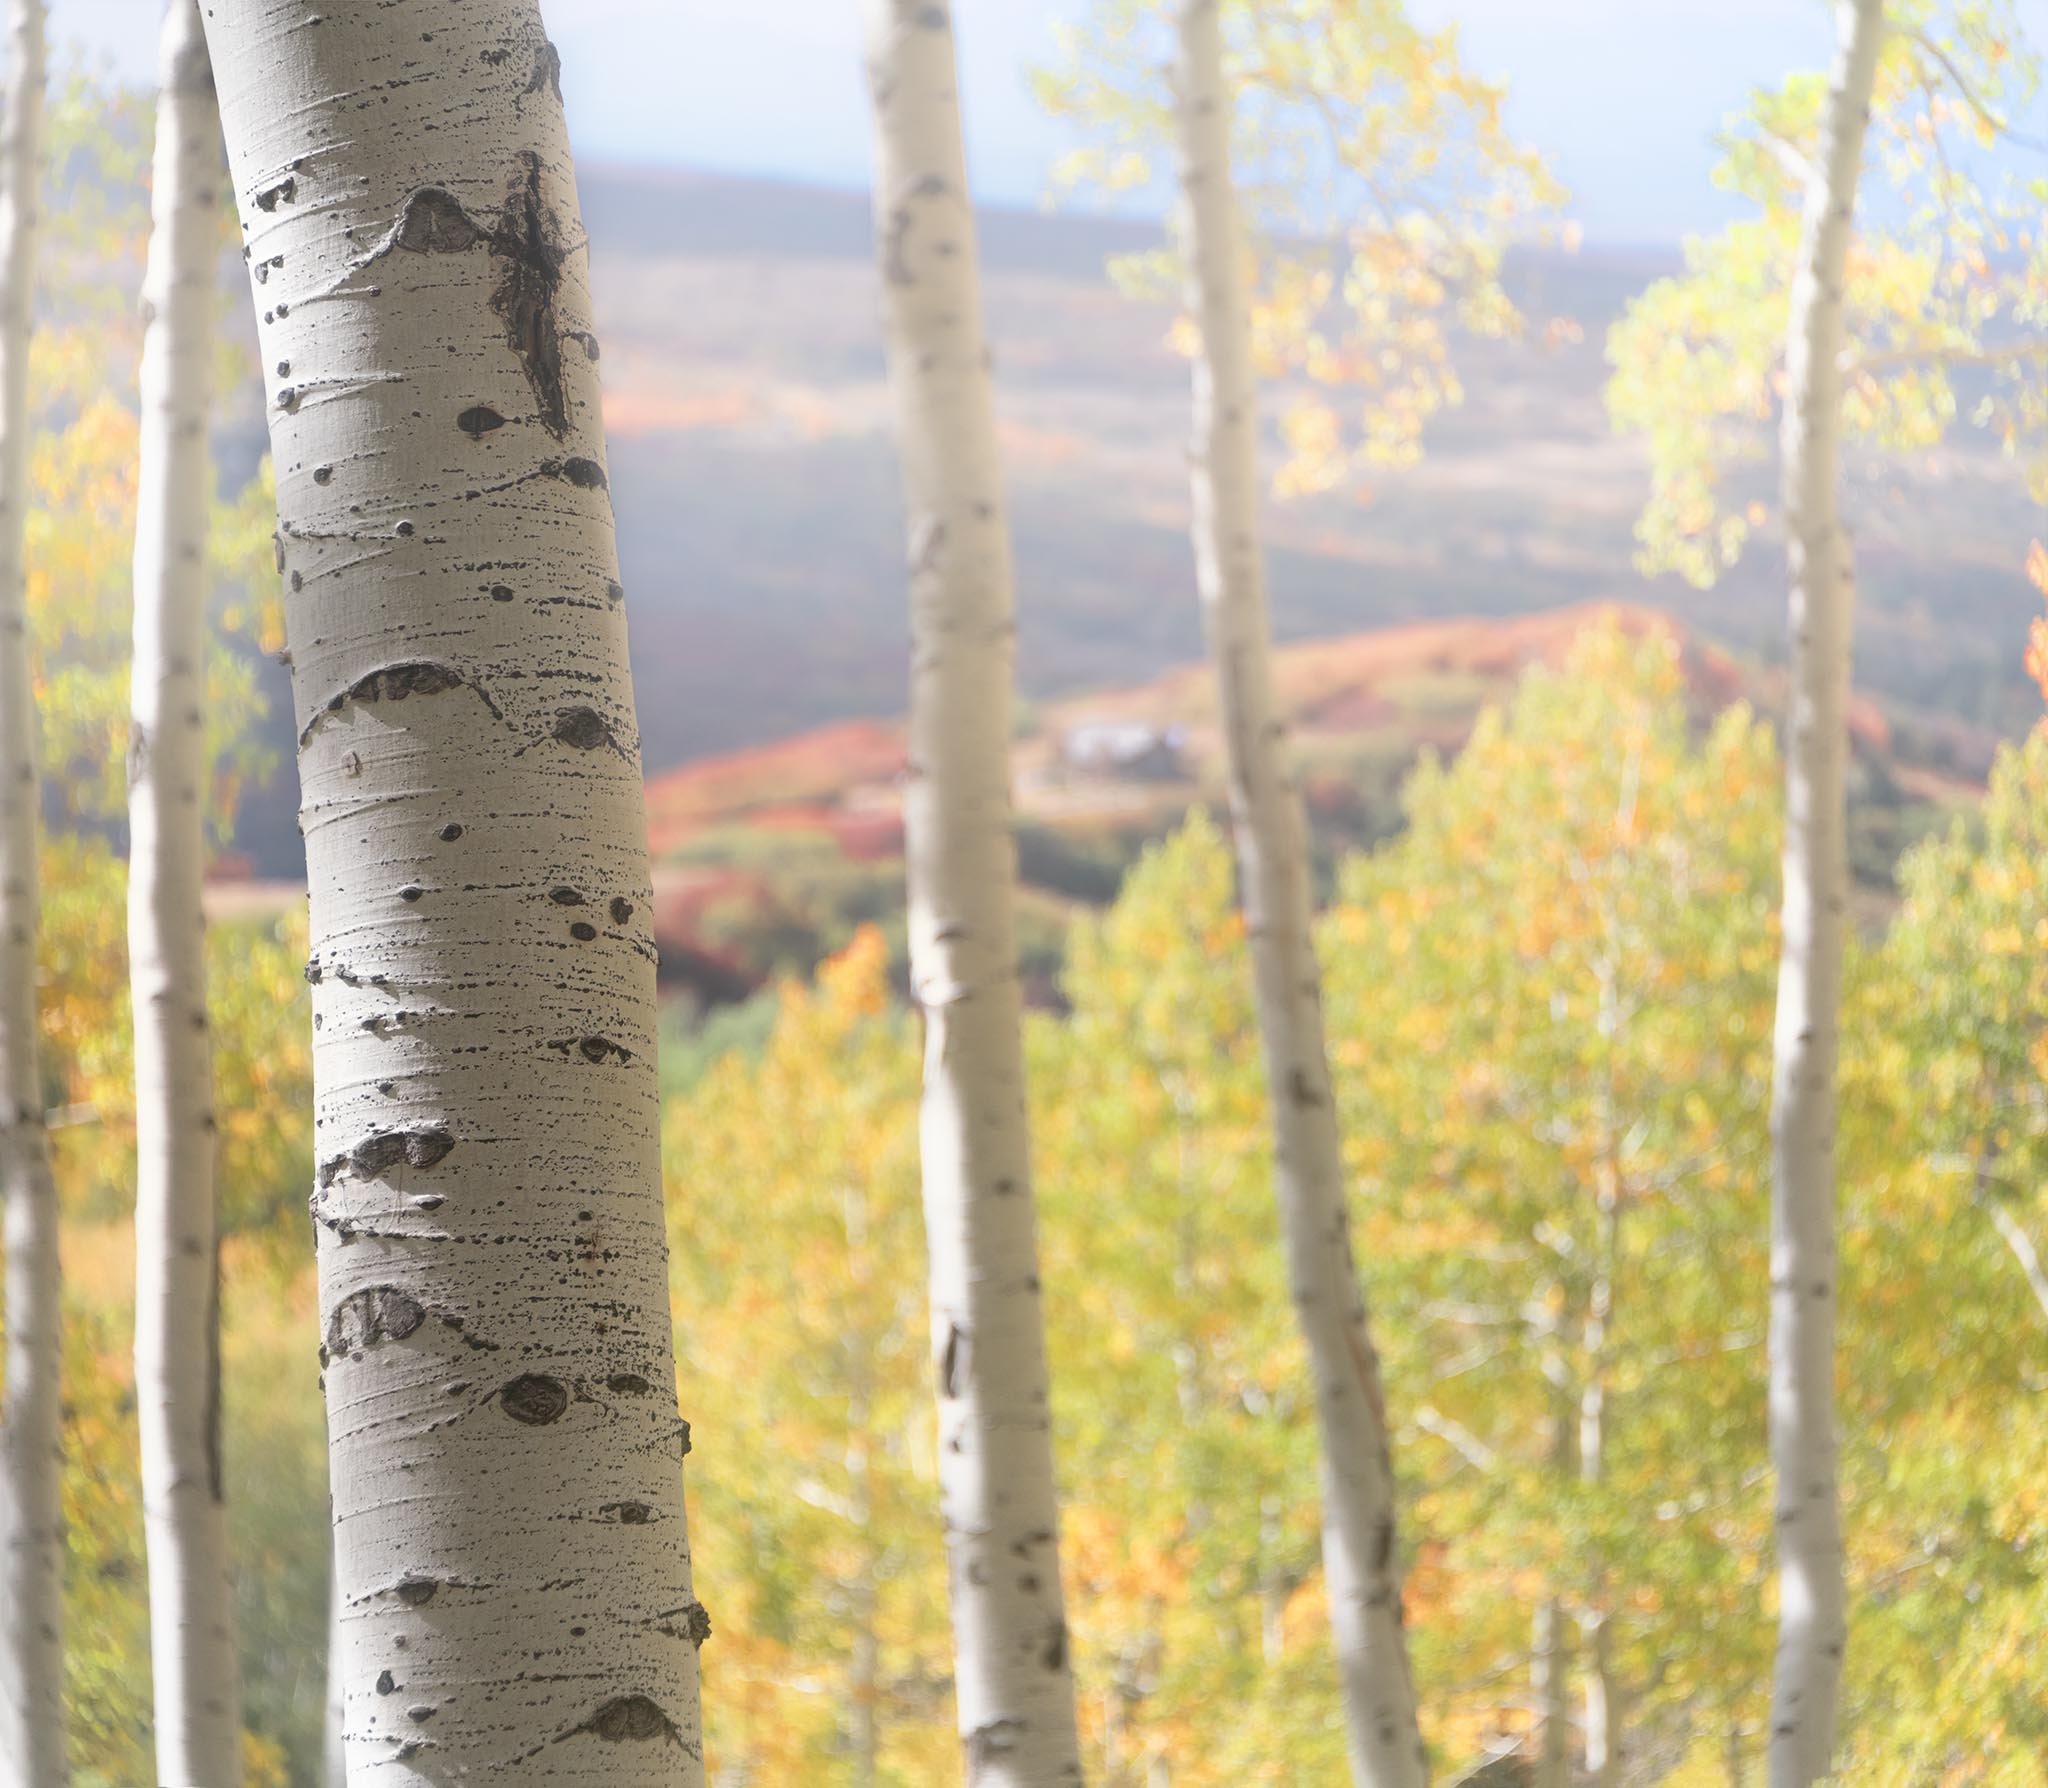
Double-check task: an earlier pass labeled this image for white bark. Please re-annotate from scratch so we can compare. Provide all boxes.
[325,1541,348,1788]
[1530,1600,1568,1788]
[1579,1111,1621,1788]
[0,2,62,1782]
[195,5,704,1780]
[863,7,1085,1784]
[128,7,241,1781]
[1984,1200,2048,1327]
[1530,1379,1572,1788]
[1767,4,1882,1782]
[1170,6,1427,1784]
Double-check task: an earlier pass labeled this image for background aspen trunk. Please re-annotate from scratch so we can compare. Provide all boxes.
[196,4,705,1779]
[863,4,1086,1782]
[128,5,242,1780]
[1580,1046,1622,1788]
[0,2,63,1782]
[324,1544,347,1788]
[1530,1600,1569,1788]
[1532,1377,1573,1788]
[1767,4,1882,1781]
[1171,3,1426,1781]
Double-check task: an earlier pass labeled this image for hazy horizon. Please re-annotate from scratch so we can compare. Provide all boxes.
[29,0,1884,245]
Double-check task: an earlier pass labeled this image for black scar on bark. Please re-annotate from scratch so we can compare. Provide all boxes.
[526,39,563,97]
[541,456,607,491]
[299,661,504,747]
[606,1372,650,1394]
[1371,1513,1395,1573]
[499,1373,569,1425]
[966,1719,1026,1768]
[939,1322,967,1398]
[255,174,296,211]
[609,897,634,924]
[319,1125,456,1189]
[395,1576,439,1607]
[391,187,483,254]
[325,1286,427,1356]
[457,405,506,439]
[545,1035,633,1065]
[488,153,570,438]
[551,706,616,752]
[881,173,948,286]
[565,1695,684,1746]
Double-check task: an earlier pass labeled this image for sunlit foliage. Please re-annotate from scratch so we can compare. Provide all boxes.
[1607,2,2048,586]
[37,611,2048,1780]
[1035,0,1566,496]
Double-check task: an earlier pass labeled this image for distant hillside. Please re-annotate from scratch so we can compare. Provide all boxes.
[640,602,1996,1005]
[226,166,2047,882]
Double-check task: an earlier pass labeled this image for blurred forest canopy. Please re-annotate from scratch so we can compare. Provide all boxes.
[37,621,2048,1782]
[12,9,2048,1786]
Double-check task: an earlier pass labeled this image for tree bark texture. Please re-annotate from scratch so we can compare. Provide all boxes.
[863,5,1085,1783]
[1767,4,1882,1781]
[0,1,63,1780]
[197,4,705,1779]
[1171,5,1427,1783]
[128,5,242,1779]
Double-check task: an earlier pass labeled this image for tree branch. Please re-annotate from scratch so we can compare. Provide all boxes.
[1842,335,2048,378]
[1906,29,2048,154]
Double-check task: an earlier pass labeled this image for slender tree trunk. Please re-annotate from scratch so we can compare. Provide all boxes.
[1530,1600,1569,1788]
[1257,1494,1286,1668]
[1580,1038,1622,1788]
[196,5,704,1779]
[842,1187,881,1788]
[324,1542,347,1788]
[1532,1373,1573,1788]
[1171,5,1426,1782]
[0,3,63,1782]
[863,7,1084,1783]
[848,1586,881,1788]
[128,6,241,1780]
[1767,5,1882,1781]
[1580,1615,1620,1788]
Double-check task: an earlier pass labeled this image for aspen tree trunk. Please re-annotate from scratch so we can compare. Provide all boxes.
[1580,1028,1622,1788]
[128,6,242,1780]
[1529,1601,1569,1788]
[1531,1378,1572,1788]
[862,6,1085,1783]
[842,1218,881,1788]
[196,5,704,1780]
[0,3,63,1782]
[1172,5,1426,1781]
[324,1549,347,1788]
[1579,1267,1621,1788]
[1767,4,1882,1781]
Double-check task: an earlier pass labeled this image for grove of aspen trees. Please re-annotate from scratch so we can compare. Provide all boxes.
[2,0,2047,1783]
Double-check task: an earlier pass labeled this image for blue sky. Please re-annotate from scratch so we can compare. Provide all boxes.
[53,0,1848,243]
